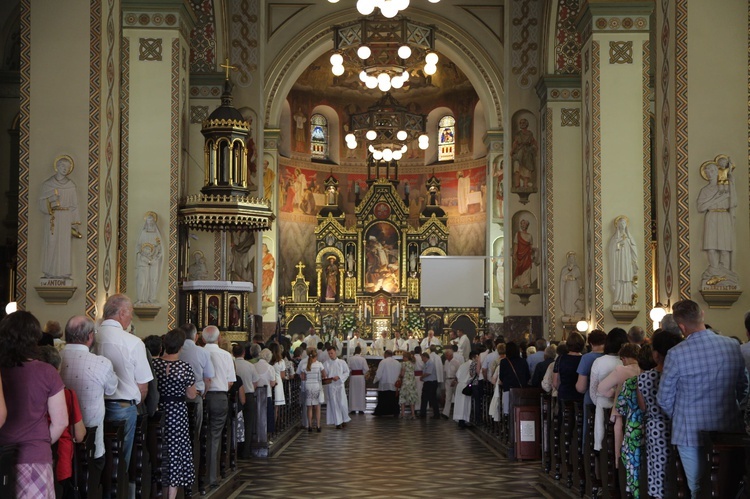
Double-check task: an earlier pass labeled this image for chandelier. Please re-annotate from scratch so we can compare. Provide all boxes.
[327,0,441,17]
[345,92,428,161]
[330,16,438,92]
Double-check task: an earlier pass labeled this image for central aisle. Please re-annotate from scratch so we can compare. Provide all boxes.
[234,410,551,498]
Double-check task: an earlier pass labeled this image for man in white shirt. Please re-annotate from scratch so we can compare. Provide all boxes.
[388,331,408,352]
[232,344,257,458]
[420,329,441,351]
[442,347,462,419]
[303,326,321,348]
[325,346,351,428]
[60,316,118,463]
[93,294,153,478]
[456,329,471,362]
[347,331,367,359]
[373,350,401,417]
[179,323,215,465]
[203,326,236,487]
[347,346,368,414]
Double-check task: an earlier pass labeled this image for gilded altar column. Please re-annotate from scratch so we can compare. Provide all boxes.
[536,76,583,340]
[121,0,194,331]
[578,0,653,331]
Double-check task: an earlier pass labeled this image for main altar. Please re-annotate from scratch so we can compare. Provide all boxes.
[281,168,484,342]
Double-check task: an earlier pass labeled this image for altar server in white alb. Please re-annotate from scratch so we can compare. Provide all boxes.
[442,347,462,419]
[347,346,368,414]
[373,351,402,417]
[325,346,351,428]
[456,329,471,363]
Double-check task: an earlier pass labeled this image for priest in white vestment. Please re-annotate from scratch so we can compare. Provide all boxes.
[371,331,388,357]
[388,331,408,352]
[453,354,475,426]
[420,330,441,351]
[406,334,419,352]
[442,348,462,418]
[325,347,351,428]
[373,351,401,416]
[347,346,368,413]
[304,327,321,349]
[456,329,471,362]
[347,332,367,359]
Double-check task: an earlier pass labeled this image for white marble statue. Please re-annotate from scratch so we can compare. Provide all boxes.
[495,250,505,303]
[135,212,163,305]
[608,216,638,306]
[187,250,209,281]
[560,251,583,318]
[697,156,739,287]
[39,155,82,280]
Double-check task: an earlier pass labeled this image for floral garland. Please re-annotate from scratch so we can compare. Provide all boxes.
[406,312,423,336]
[340,313,356,332]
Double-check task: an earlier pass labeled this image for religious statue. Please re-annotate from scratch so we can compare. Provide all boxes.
[494,249,504,304]
[135,212,164,305]
[697,155,739,288]
[608,216,638,306]
[560,251,583,319]
[326,185,337,205]
[512,216,538,289]
[187,250,209,281]
[346,248,355,275]
[39,154,82,279]
[261,243,275,302]
[456,170,471,215]
[262,159,275,201]
[207,296,219,325]
[228,296,241,328]
[325,256,339,300]
[229,231,255,282]
[492,157,504,220]
[408,247,418,274]
[511,117,538,190]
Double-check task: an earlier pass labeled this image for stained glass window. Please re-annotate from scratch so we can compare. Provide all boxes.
[438,115,455,161]
[310,113,328,160]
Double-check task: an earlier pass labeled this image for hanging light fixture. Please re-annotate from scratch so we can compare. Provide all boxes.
[345,92,428,160]
[327,0,441,17]
[330,16,438,92]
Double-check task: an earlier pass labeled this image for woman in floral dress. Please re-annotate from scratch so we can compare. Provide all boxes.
[399,352,419,418]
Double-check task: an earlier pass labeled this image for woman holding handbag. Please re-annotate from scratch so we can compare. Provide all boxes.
[497,342,531,415]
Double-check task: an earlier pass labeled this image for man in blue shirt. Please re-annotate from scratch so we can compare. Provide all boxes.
[658,299,748,498]
[420,352,440,419]
[575,329,606,442]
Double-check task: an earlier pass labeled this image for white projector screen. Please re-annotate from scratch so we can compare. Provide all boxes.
[419,256,486,307]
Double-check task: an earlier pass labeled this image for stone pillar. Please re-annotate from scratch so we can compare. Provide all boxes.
[536,76,583,340]
[486,130,505,331]
[578,0,653,331]
[260,128,281,334]
[121,0,194,331]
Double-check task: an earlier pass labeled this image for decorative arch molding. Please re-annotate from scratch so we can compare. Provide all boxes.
[263,9,504,131]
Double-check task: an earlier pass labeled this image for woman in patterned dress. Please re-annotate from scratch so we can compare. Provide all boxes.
[637,329,683,499]
[152,329,197,499]
[399,352,419,418]
[301,347,327,432]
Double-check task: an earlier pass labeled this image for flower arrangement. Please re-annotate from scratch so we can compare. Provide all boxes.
[406,311,423,336]
[340,313,356,333]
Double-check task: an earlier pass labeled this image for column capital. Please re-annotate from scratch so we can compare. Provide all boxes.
[577,1,653,43]
[535,75,582,106]
[484,129,504,154]
[122,0,197,33]
[264,129,282,151]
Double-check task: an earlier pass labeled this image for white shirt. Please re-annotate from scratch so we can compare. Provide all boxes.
[347,337,367,357]
[457,334,471,362]
[388,337,408,351]
[430,352,444,382]
[444,356,462,380]
[179,339,215,393]
[94,319,153,403]
[348,354,368,373]
[304,334,321,347]
[204,343,236,392]
[374,357,402,391]
[406,338,419,352]
[326,358,350,387]
[421,336,441,351]
[234,357,257,393]
[255,359,276,398]
[60,344,118,458]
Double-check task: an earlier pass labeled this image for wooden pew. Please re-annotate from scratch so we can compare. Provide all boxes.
[574,401,586,496]
[562,400,575,488]
[702,431,747,498]
[0,445,18,499]
[541,392,552,474]
[552,398,561,481]
[585,404,601,498]
[198,401,209,495]
[130,413,147,498]
[602,407,620,498]
[146,412,165,498]
[102,420,124,499]
[73,427,97,498]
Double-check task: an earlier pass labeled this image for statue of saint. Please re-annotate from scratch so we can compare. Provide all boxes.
[560,252,583,318]
[229,231,255,282]
[39,155,82,279]
[512,216,537,288]
[262,159,275,201]
[697,156,739,287]
[135,212,163,305]
[608,216,638,306]
[325,256,339,300]
[261,243,275,302]
[187,251,209,281]
[510,118,538,190]
[346,248,355,274]
[494,250,504,304]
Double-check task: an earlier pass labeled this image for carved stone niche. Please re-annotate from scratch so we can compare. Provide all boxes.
[700,289,742,309]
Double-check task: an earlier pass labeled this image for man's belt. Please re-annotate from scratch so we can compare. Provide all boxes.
[351,370,364,375]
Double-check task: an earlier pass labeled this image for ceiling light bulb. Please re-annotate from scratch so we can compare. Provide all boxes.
[347,140,357,149]
[391,77,404,89]
[357,45,371,60]
[424,63,437,76]
[359,71,368,82]
[383,148,393,161]
[365,76,378,89]
[345,133,356,143]
[395,0,410,10]
[393,150,403,160]
[357,0,375,15]
[428,0,440,3]
[425,52,439,65]
[378,79,391,92]
[397,45,412,60]
[380,3,398,18]
[419,141,428,150]
[328,0,340,3]
[332,64,345,76]
[330,53,343,66]
[397,130,407,141]
[419,134,428,142]
[377,73,390,84]
[366,130,377,141]
[400,145,408,153]
[401,70,410,81]
[369,145,375,153]
[373,150,383,160]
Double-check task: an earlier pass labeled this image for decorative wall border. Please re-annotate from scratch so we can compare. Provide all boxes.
[593,16,649,32]
[584,76,593,328]
[214,232,222,280]
[189,85,222,98]
[119,37,129,292]
[102,0,115,297]
[510,0,541,89]
[543,108,555,338]
[122,11,189,41]
[642,40,653,334]
[675,0,690,299]
[86,0,103,318]
[592,41,604,327]
[554,0,582,75]
[169,38,180,328]
[16,0,30,307]
[660,0,674,302]
[229,0,259,88]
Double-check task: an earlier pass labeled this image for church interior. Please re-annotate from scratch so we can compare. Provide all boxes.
[0,0,749,497]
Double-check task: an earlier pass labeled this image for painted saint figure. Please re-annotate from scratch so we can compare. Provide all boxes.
[135,212,164,305]
[560,252,583,318]
[608,216,638,306]
[511,118,538,189]
[456,170,471,215]
[229,231,255,282]
[261,243,275,302]
[325,256,339,300]
[39,155,82,279]
[512,217,536,288]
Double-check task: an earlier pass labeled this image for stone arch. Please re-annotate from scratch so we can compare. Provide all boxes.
[263,9,504,131]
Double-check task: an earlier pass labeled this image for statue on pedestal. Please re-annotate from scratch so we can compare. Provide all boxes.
[608,216,638,307]
[135,212,163,305]
[560,251,583,319]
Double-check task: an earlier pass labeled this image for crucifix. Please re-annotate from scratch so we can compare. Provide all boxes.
[220,58,238,80]
[295,261,306,278]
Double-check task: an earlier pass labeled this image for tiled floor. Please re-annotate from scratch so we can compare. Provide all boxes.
[231,402,552,498]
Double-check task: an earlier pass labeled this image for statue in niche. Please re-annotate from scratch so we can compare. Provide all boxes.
[135,212,164,305]
[325,256,339,300]
[697,155,739,288]
[560,251,584,319]
[409,247,418,274]
[512,216,538,289]
[510,118,538,190]
[608,216,638,307]
[39,155,82,279]
[229,297,241,328]
[187,250,209,281]
[346,247,356,275]
[261,243,275,302]
[229,231,255,282]
[494,249,505,304]
[492,157,504,220]
[262,159,275,201]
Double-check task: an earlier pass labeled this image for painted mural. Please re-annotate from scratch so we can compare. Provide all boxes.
[364,221,400,294]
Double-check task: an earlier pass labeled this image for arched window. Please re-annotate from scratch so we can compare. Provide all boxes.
[438,115,455,161]
[310,113,328,160]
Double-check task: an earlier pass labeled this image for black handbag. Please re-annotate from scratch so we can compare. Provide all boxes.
[462,374,477,396]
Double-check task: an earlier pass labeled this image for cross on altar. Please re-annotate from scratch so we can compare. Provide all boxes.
[295,261,306,278]
[220,58,238,79]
